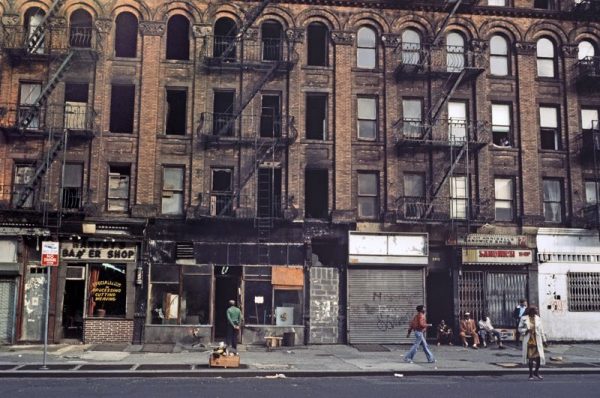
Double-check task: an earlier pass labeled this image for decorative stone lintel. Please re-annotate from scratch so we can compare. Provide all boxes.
[470,39,488,52]
[1,14,20,26]
[95,19,112,34]
[243,27,259,40]
[515,41,536,55]
[381,34,401,48]
[139,21,166,37]
[331,30,355,46]
[193,24,212,38]
[561,44,578,58]
[286,28,305,43]
[48,17,67,29]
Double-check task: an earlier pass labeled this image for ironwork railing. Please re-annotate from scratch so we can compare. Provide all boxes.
[198,112,292,140]
[201,35,294,67]
[577,56,600,80]
[0,102,96,132]
[396,44,485,76]
[1,25,99,55]
[395,118,488,145]
[396,196,486,222]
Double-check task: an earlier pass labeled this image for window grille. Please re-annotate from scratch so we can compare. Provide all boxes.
[568,272,600,312]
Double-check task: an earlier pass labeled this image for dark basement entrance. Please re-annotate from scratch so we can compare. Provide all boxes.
[214,265,242,341]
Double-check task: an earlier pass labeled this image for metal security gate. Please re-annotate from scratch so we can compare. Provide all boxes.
[0,279,17,344]
[459,271,527,327]
[347,268,425,344]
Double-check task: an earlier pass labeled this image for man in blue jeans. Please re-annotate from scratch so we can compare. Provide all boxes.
[404,305,436,363]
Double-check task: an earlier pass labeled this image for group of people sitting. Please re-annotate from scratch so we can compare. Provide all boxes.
[436,312,505,349]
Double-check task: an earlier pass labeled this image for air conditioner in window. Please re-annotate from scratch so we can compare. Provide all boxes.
[66,266,85,280]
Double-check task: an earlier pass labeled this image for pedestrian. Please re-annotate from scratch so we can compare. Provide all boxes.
[404,305,435,363]
[226,299,241,351]
[513,298,528,345]
[518,306,547,380]
[477,314,505,349]
[459,312,480,349]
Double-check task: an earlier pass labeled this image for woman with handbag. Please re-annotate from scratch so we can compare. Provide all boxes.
[518,306,547,380]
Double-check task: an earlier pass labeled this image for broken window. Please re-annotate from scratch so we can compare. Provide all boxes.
[162,167,184,215]
[115,12,138,58]
[69,9,92,48]
[109,84,135,133]
[213,91,235,136]
[166,15,190,61]
[307,22,328,66]
[357,172,378,219]
[262,20,283,61]
[24,7,45,54]
[210,168,233,216]
[357,97,377,140]
[62,163,83,209]
[107,165,130,211]
[260,94,281,137]
[12,164,35,208]
[165,89,187,135]
[357,27,377,69]
[19,82,42,129]
[305,93,327,140]
[305,169,328,219]
[64,83,89,130]
[214,17,237,60]
[257,168,282,218]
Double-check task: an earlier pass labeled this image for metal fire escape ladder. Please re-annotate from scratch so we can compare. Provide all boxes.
[424,142,467,218]
[428,68,467,127]
[431,0,465,47]
[25,0,66,54]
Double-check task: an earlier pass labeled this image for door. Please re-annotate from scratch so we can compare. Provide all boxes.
[62,270,85,340]
[213,266,242,340]
[21,267,48,341]
[0,279,17,344]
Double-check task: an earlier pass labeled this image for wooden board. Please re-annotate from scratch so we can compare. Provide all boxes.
[209,354,240,368]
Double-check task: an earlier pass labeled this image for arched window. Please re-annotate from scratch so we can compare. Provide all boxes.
[115,12,138,58]
[536,37,556,78]
[447,32,465,72]
[401,29,421,66]
[24,7,45,54]
[357,27,377,69]
[261,20,283,61]
[166,15,190,60]
[490,35,509,76]
[214,17,237,60]
[70,9,93,48]
[578,40,596,61]
[307,22,329,66]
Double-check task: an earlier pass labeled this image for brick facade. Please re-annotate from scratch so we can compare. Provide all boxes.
[83,319,134,344]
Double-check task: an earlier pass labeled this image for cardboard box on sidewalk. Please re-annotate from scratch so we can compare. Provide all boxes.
[209,354,240,368]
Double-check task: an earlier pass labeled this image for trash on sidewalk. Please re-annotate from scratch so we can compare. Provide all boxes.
[550,356,564,362]
[209,342,240,368]
[264,373,286,379]
[394,373,404,378]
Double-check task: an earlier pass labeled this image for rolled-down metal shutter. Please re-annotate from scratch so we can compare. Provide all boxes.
[0,279,17,344]
[348,268,425,344]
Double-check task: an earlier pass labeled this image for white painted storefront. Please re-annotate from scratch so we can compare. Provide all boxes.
[537,228,600,341]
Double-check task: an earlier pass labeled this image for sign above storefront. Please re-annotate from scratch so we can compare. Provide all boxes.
[462,248,533,264]
[61,242,137,262]
[464,234,529,248]
[349,232,428,265]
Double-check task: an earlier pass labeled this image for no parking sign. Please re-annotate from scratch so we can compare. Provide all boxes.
[41,241,59,267]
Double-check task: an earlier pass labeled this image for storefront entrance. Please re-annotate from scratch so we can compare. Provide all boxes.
[62,276,85,340]
[214,266,241,340]
[0,278,17,343]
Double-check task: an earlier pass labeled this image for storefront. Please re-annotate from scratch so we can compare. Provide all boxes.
[458,234,533,333]
[346,232,428,344]
[537,228,600,341]
[0,239,19,344]
[57,241,138,343]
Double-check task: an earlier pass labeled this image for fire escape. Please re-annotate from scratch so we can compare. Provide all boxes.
[197,0,298,264]
[393,0,487,227]
[0,0,97,225]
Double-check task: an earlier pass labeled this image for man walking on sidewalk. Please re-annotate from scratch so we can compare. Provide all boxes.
[404,305,435,363]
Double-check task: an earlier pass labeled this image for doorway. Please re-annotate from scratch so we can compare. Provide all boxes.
[213,266,242,340]
[62,277,85,340]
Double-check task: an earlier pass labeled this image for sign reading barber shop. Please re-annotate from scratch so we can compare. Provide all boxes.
[61,242,137,262]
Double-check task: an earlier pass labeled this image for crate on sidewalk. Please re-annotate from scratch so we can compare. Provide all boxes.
[209,354,240,368]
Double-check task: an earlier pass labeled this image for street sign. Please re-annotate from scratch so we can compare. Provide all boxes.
[41,241,59,267]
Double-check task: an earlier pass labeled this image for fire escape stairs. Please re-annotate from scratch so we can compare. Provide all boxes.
[25,0,66,55]
[424,143,467,218]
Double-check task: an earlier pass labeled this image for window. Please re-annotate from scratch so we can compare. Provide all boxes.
[107,165,130,211]
[401,29,421,66]
[537,38,556,78]
[540,106,560,150]
[307,22,328,66]
[357,172,378,219]
[582,108,599,131]
[567,273,600,312]
[62,163,83,209]
[64,83,88,130]
[115,12,138,58]
[24,7,45,54]
[262,20,283,61]
[109,84,135,133]
[306,94,327,140]
[448,101,467,143]
[534,0,555,9]
[166,15,190,60]
[494,178,514,221]
[260,94,281,138]
[69,9,92,48]
[403,173,425,219]
[543,179,562,223]
[257,168,282,218]
[12,164,35,208]
[19,82,42,129]
[87,263,126,318]
[447,32,465,73]
[492,103,511,146]
[210,168,233,216]
[490,35,509,76]
[162,167,184,215]
[213,90,235,136]
[585,181,599,205]
[165,89,187,135]
[578,40,596,61]
[402,99,423,138]
[305,169,328,219]
[357,97,377,140]
[357,27,377,69]
[214,17,237,60]
[450,176,468,219]
[488,0,507,5]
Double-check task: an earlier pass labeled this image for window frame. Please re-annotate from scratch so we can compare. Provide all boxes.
[536,37,557,78]
[306,22,329,67]
[114,12,138,58]
[357,96,378,141]
[490,35,510,76]
[491,103,512,146]
[161,166,185,215]
[539,105,561,150]
[107,165,131,212]
[450,176,468,220]
[494,177,514,222]
[542,178,563,223]
[357,172,379,220]
[401,29,421,66]
[356,26,377,69]
[305,93,328,140]
[165,14,190,61]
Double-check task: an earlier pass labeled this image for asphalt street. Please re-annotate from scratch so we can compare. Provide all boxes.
[0,375,598,398]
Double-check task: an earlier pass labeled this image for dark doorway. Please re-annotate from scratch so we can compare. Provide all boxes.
[62,276,85,340]
[426,271,453,339]
[257,168,282,218]
[214,266,242,340]
[213,91,235,136]
[260,94,281,137]
[305,169,328,219]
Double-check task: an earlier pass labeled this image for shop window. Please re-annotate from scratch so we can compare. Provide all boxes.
[260,94,281,138]
[448,101,467,143]
[107,165,130,211]
[64,83,89,130]
[166,15,190,60]
[307,22,329,66]
[244,266,273,325]
[109,84,135,133]
[357,172,378,219]
[115,12,138,58]
[87,263,126,317]
[490,35,509,76]
[567,272,600,312]
[357,26,376,69]
[492,103,511,146]
[402,98,423,138]
[305,169,328,219]
[24,7,45,54]
[578,40,596,61]
[540,106,560,150]
[306,93,327,140]
[403,173,425,219]
[450,176,467,219]
[494,178,514,222]
[447,32,465,73]
[19,82,42,129]
[536,38,556,78]
[214,17,237,60]
[274,289,302,325]
[69,9,92,48]
[401,29,421,66]
[165,89,187,135]
[162,167,184,215]
[357,97,377,140]
[543,179,562,223]
[12,164,35,208]
[62,163,83,209]
[262,20,283,61]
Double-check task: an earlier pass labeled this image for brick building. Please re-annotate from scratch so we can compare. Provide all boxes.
[1,0,600,345]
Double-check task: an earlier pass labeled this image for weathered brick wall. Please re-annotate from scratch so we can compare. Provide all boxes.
[309,266,340,344]
[83,319,134,344]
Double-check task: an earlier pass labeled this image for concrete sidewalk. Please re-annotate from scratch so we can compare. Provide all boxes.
[1,342,599,377]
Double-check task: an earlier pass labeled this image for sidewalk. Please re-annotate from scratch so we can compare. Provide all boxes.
[1,342,600,377]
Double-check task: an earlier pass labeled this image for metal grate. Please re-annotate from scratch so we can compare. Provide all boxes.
[176,242,194,260]
[568,272,600,312]
[458,271,485,322]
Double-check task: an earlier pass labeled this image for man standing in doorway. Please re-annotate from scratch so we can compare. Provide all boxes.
[226,299,241,350]
[404,305,435,364]
[513,298,528,346]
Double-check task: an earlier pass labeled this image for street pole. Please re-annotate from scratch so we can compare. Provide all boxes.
[41,267,51,370]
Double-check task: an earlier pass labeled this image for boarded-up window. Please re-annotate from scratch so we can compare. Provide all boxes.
[162,167,184,215]
[107,165,130,211]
